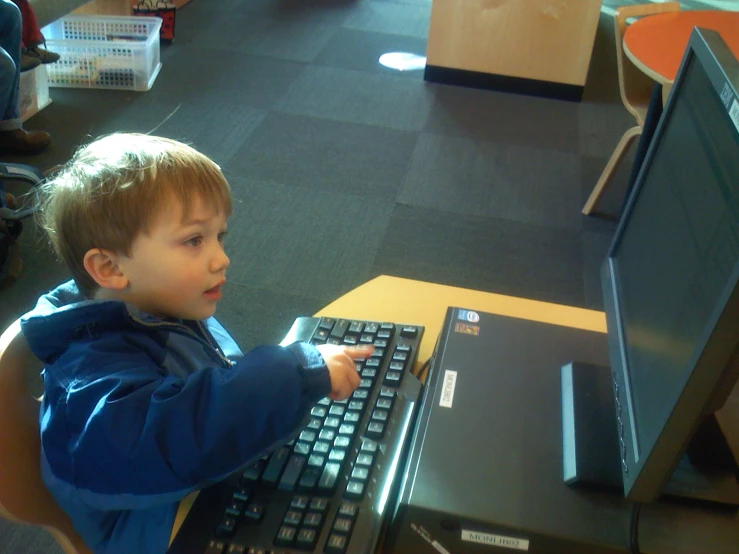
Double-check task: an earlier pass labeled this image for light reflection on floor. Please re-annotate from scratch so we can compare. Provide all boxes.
[378,52,427,72]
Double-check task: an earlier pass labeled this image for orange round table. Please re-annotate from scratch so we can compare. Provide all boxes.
[623,10,739,84]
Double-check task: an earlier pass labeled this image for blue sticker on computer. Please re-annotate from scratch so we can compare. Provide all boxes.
[457,309,480,323]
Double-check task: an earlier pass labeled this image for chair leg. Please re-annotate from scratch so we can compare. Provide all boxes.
[582,125,642,215]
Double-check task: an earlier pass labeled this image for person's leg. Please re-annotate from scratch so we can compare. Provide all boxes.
[0,0,50,153]
[10,0,58,66]
[0,0,22,130]
[10,0,42,48]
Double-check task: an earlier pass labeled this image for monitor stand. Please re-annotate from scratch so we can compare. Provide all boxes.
[561,361,739,508]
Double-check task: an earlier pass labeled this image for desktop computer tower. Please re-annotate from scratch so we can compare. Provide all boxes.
[382,306,629,554]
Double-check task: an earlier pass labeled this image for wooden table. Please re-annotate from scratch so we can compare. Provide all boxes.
[623,9,739,102]
[169,275,607,545]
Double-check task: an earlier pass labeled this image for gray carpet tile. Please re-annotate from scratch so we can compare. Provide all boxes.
[214,283,328,351]
[221,177,395,300]
[226,112,418,196]
[423,84,581,154]
[399,133,583,230]
[313,28,427,79]
[0,218,69,332]
[341,0,431,38]
[150,44,307,109]
[370,204,585,307]
[275,65,435,132]
[197,13,339,63]
[194,0,357,24]
[577,100,636,158]
[580,154,634,220]
[94,94,269,168]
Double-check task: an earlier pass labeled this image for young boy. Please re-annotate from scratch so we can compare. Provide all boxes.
[20,133,370,554]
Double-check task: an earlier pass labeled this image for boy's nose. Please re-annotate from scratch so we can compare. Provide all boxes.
[211,246,230,273]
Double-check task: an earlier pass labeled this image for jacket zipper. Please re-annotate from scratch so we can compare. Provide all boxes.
[128,315,233,367]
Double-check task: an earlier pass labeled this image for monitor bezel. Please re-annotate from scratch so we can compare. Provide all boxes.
[601,28,739,502]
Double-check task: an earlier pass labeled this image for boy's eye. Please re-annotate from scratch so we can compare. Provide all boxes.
[218,231,228,243]
[185,236,203,247]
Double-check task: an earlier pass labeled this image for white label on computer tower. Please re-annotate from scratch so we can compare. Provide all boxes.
[439,370,457,408]
[461,529,530,551]
[729,99,739,136]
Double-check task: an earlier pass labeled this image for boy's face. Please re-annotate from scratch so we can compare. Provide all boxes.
[116,193,230,321]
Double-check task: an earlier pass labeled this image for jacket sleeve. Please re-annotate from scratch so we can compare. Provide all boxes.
[48,340,331,505]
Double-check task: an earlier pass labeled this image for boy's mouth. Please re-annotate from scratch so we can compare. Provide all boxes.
[203,282,225,300]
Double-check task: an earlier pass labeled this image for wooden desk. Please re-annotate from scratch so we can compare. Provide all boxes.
[623,9,739,102]
[169,275,607,544]
[424,0,602,101]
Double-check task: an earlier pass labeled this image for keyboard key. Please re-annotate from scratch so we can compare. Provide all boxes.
[318,429,336,442]
[384,371,402,386]
[204,540,226,554]
[215,517,236,537]
[345,479,365,500]
[283,510,302,526]
[318,462,341,493]
[241,460,265,484]
[232,488,250,503]
[333,516,354,534]
[351,467,369,481]
[366,421,385,439]
[225,500,243,517]
[261,447,290,486]
[330,319,350,339]
[325,533,348,554]
[371,409,389,422]
[296,528,318,549]
[356,453,374,466]
[298,467,321,491]
[334,435,351,448]
[290,496,310,510]
[278,454,306,491]
[274,525,297,547]
[302,511,323,527]
[243,504,264,522]
[400,326,419,337]
[309,497,330,512]
[226,544,246,554]
[338,502,358,518]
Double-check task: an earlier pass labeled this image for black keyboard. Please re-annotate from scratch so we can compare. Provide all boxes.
[168,316,424,554]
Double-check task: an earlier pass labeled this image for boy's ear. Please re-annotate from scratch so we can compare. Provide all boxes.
[83,248,128,290]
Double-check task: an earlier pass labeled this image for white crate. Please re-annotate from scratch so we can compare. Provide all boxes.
[43,15,162,91]
[19,65,51,121]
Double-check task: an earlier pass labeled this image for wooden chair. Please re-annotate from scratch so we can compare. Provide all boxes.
[582,1,681,215]
[0,319,92,554]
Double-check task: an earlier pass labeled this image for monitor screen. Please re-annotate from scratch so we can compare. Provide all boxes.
[601,28,739,503]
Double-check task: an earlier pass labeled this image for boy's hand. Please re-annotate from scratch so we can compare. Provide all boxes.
[316,343,375,400]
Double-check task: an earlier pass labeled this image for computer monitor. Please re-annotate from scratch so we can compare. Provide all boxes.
[562,28,739,506]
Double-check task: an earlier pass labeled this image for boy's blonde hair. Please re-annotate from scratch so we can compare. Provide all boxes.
[39,133,232,296]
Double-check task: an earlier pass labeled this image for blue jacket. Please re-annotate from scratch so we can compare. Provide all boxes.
[20,280,331,554]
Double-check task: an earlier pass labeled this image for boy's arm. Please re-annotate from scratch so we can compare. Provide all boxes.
[50,342,330,506]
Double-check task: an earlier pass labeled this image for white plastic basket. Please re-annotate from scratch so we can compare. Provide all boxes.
[43,15,162,91]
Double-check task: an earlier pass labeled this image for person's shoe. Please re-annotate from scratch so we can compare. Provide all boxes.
[20,52,42,72]
[24,46,60,65]
[0,128,51,154]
